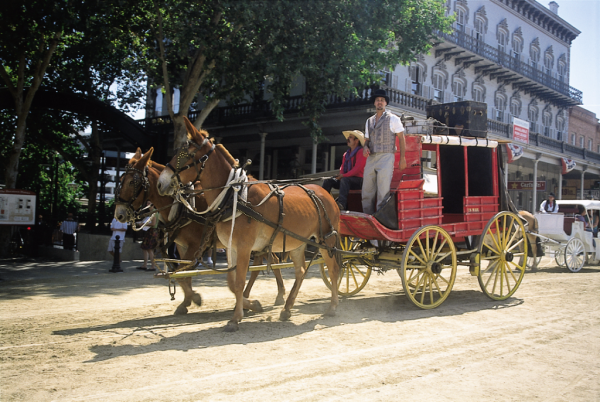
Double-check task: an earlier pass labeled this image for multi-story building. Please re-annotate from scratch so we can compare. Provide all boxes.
[143,0,598,213]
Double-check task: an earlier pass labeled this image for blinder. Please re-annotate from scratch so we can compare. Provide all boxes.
[164,138,215,188]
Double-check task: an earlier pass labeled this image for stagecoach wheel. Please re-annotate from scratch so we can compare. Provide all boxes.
[555,248,566,268]
[564,237,585,272]
[399,226,457,309]
[477,211,527,301]
[320,236,372,296]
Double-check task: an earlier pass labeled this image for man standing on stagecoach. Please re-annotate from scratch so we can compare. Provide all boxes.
[322,130,367,211]
[361,89,406,215]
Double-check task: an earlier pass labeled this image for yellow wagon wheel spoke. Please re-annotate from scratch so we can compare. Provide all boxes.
[399,225,457,309]
[320,236,372,296]
[477,212,527,301]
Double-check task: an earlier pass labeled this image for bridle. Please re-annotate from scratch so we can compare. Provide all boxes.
[114,165,151,222]
[164,137,215,189]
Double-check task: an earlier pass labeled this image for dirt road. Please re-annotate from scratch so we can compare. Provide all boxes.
[0,255,599,401]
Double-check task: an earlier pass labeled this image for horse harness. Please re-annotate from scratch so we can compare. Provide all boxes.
[115,165,216,271]
[164,138,215,190]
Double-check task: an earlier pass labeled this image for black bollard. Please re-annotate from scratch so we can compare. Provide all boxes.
[109,235,123,273]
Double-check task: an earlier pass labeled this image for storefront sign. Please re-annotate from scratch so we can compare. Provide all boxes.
[0,190,36,225]
[507,181,546,191]
[513,118,529,144]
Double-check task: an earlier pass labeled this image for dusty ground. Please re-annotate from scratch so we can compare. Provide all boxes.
[0,253,599,401]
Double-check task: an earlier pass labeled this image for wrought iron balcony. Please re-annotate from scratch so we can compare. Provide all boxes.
[436,29,582,105]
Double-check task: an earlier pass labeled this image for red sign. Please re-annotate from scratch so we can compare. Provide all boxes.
[507,181,546,191]
[513,118,529,144]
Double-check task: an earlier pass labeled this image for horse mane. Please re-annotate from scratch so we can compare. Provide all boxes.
[215,144,239,167]
[149,160,165,171]
[186,127,239,168]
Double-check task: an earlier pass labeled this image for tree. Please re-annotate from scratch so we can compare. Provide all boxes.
[127,0,452,147]
[0,1,146,255]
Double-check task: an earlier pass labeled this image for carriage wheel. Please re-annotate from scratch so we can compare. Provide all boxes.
[564,237,585,272]
[555,248,566,267]
[478,211,527,301]
[399,226,457,309]
[320,236,372,296]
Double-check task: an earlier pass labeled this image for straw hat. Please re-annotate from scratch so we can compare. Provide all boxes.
[342,130,366,146]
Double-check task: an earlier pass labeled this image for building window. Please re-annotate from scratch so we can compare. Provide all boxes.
[580,136,584,148]
[544,54,553,76]
[512,28,524,60]
[456,8,466,32]
[453,80,465,102]
[473,87,484,102]
[475,18,485,41]
[571,133,576,146]
[497,19,509,55]
[432,73,444,103]
[392,75,398,89]
[528,105,539,133]
[510,99,521,117]
[530,38,541,70]
[556,112,565,141]
[589,139,593,151]
[544,46,554,76]
[498,31,507,54]
[542,110,552,137]
[495,94,507,122]
[558,59,566,82]
[410,66,422,95]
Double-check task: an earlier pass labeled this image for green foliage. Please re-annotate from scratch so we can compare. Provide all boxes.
[122,0,452,143]
[0,109,86,219]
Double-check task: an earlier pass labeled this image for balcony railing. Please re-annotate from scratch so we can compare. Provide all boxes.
[486,118,600,164]
[437,29,582,103]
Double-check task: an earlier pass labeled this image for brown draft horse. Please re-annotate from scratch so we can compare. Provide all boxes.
[156,117,341,332]
[114,148,287,316]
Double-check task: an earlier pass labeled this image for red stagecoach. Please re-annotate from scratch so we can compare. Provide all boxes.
[320,129,528,309]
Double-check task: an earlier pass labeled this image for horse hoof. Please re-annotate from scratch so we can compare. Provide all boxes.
[224,320,239,332]
[192,293,202,307]
[274,296,285,306]
[174,306,188,315]
[251,300,263,313]
[324,308,337,317]
[279,310,291,321]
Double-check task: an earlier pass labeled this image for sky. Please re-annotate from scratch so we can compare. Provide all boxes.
[128,0,600,121]
[552,0,600,118]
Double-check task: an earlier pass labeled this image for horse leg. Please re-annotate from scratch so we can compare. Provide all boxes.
[174,277,201,315]
[225,248,259,332]
[279,246,308,321]
[322,248,340,317]
[273,268,286,306]
[529,234,538,271]
[243,252,285,305]
[243,251,265,299]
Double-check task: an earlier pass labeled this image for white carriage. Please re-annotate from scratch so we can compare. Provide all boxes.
[532,200,600,272]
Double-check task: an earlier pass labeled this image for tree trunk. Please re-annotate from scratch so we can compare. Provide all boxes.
[194,98,221,130]
[0,114,27,257]
[172,114,188,151]
[4,113,28,189]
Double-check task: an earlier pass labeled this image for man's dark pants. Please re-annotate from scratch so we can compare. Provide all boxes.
[322,176,363,209]
[63,233,75,250]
